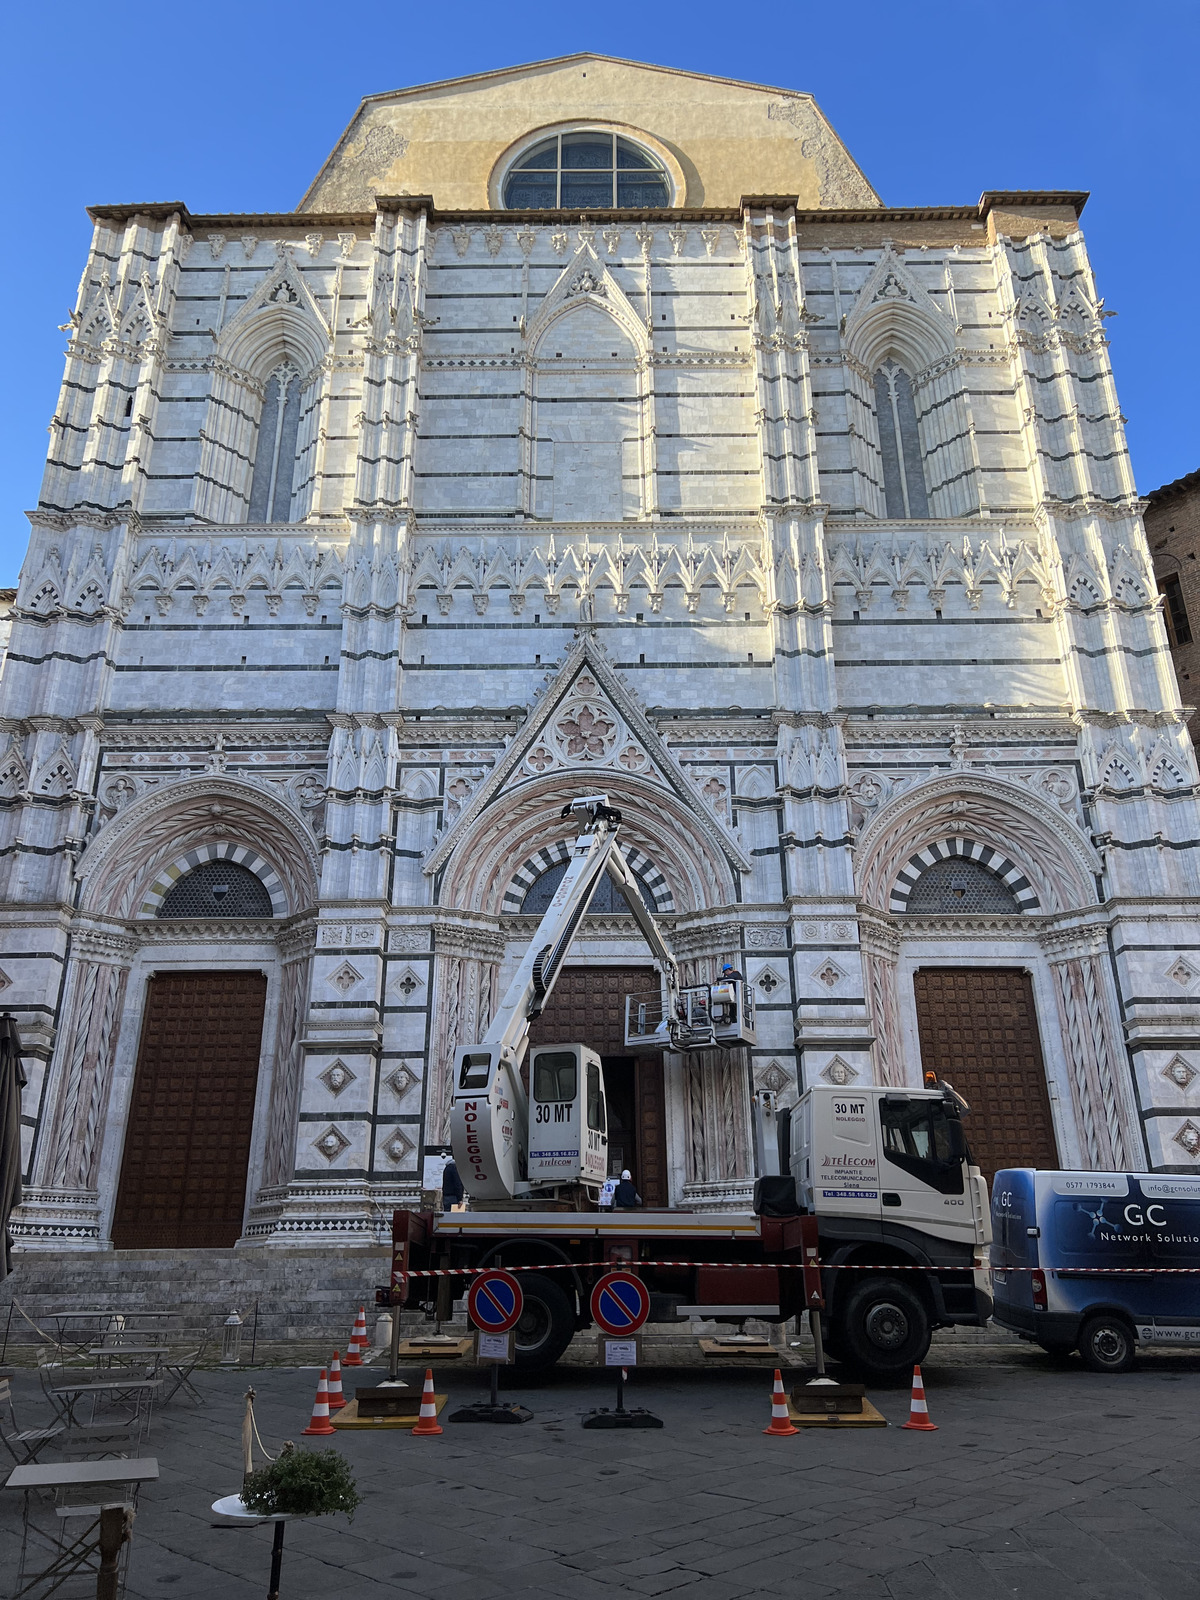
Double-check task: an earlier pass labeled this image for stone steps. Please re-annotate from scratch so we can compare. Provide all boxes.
[0,1248,391,1345]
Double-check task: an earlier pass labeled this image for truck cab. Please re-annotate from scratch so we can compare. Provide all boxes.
[790,1085,991,1251]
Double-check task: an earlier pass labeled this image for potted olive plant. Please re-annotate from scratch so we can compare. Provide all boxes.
[240,1443,361,1598]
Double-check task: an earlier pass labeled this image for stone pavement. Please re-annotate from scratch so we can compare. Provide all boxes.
[3,1348,1199,1599]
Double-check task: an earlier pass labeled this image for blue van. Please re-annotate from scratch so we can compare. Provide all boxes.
[991,1169,1200,1372]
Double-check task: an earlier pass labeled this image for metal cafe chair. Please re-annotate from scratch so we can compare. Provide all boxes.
[0,1377,64,1467]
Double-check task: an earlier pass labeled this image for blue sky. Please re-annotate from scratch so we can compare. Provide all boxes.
[1,1,1195,585]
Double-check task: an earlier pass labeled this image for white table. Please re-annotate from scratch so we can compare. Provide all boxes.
[5,1457,158,1598]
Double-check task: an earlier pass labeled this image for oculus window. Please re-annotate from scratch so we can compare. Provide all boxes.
[502,131,671,210]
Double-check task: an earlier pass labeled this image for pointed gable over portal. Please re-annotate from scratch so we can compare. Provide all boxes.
[424,634,752,910]
[301,54,880,213]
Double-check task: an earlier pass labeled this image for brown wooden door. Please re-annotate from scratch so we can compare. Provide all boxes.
[528,965,668,1204]
[112,971,267,1249]
[913,967,1058,1184]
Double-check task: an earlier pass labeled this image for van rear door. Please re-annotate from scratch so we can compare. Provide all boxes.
[991,1169,1036,1324]
[1138,1177,1200,1344]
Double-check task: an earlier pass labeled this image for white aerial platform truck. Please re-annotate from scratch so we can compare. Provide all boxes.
[387,795,992,1381]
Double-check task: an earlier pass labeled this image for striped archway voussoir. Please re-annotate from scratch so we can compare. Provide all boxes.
[139,842,288,918]
[889,836,1039,915]
[501,840,674,915]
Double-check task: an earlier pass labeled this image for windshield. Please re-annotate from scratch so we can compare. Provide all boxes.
[880,1097,965,1194]
[533,1051,577,1104]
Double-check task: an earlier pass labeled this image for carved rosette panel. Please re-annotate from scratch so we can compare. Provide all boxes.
[519,674,644,781]
[261,952,313,1189]
[41,958,132,1189]
[1050,954,1130,1169]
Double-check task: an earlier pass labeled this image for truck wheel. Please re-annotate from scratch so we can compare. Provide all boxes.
[1077,1314,1135,1375]
[836,1278,931,1382]
[512,1273,576,1370]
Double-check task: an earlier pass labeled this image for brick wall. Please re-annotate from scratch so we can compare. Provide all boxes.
[1147,470,1200,717]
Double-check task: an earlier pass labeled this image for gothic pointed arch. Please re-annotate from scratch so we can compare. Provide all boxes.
[77,778,319,921]
[526,245,650,360]
[437,770,736,917]
[842,247,956,377]
[424,633,752,895]
[193,254,332,523]
[216,254,331,380]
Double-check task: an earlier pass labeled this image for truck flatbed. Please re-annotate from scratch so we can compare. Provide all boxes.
[433,1210,764,1242]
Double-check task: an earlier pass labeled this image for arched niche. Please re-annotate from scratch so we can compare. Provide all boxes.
[78,779,319,922]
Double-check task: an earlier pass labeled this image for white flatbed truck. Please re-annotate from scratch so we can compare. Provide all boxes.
[384,797,992,1381]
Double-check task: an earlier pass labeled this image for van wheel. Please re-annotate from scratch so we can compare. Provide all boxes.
[512,1274,576,1370]
[835,1278,931,1383]
[1078,1315,1135,1374]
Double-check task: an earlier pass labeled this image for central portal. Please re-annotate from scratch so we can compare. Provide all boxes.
[112,969,267,1249]
[529,964,668,1204]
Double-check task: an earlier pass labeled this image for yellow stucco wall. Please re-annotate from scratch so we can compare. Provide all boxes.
[300,55,880,214]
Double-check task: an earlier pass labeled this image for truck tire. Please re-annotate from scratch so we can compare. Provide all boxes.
[1077,1314,1136,1375]
[835,1277,932,1382]
[512,1273,576,1370]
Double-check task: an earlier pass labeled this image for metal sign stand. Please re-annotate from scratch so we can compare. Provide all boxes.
[450,1271,533,1424]
[583,1273,662,1429]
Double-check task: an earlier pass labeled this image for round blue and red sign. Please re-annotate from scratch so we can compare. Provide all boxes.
[590,1271,650,1336]
[467,1269,524,1334]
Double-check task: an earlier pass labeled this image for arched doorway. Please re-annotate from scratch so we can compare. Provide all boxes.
[529,965,668,1205]
[111,969,268,1249]
[913,967,1058,1184]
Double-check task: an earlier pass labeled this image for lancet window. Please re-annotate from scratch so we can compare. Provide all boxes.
[873,358,929,519]
[247,362,302,523]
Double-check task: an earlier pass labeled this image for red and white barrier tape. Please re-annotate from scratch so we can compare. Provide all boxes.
[390,1260,1200,1277]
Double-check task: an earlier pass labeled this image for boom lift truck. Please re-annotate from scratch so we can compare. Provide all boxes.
[389,795,992,1382]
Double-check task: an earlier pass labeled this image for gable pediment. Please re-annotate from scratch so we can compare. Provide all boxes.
[301,55,878,214]
[423,634,752,878]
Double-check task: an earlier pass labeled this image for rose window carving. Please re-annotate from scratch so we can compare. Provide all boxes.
[553,703,618,762]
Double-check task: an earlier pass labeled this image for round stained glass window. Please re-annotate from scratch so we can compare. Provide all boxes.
[502,131,671,210]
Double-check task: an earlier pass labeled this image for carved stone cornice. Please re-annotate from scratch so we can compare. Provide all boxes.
[844,718,1076,745]
[101,725,328,748]
[72,926,139,962]
[669,920,743,958]
[433,923,506,961]
[140,917,287,941]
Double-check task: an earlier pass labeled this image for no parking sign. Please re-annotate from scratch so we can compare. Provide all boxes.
[590,1272,650,1336]
[467,1269,524,1335]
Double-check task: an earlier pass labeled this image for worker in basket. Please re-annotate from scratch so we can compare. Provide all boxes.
[612,1169,642,1209]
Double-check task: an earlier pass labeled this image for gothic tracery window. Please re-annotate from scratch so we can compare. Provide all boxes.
[873,359,929,519]
[247,362,302,522]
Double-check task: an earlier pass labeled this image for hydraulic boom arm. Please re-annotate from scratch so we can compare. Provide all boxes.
[450,796,677,1200]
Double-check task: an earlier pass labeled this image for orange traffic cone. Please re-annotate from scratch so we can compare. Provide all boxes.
[343,1306,368,1366]
[326,1351,345,1411]
[901,1364,937,1431]
[411,1368,443,1437]
[763,1368,798,1437]
[301,1369,336,1436]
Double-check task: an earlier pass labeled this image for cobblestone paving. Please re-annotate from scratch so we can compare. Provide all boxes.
[3,1349,1198,1599]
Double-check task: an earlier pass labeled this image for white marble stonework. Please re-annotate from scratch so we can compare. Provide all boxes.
[3,58,1199,1249]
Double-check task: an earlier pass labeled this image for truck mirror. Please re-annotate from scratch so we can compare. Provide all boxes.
[946,1120,966,1160]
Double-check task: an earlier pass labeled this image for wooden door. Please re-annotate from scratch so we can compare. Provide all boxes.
[112,971,267,1249]
[913,967,1058,1184]
[528,965,668,1204]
